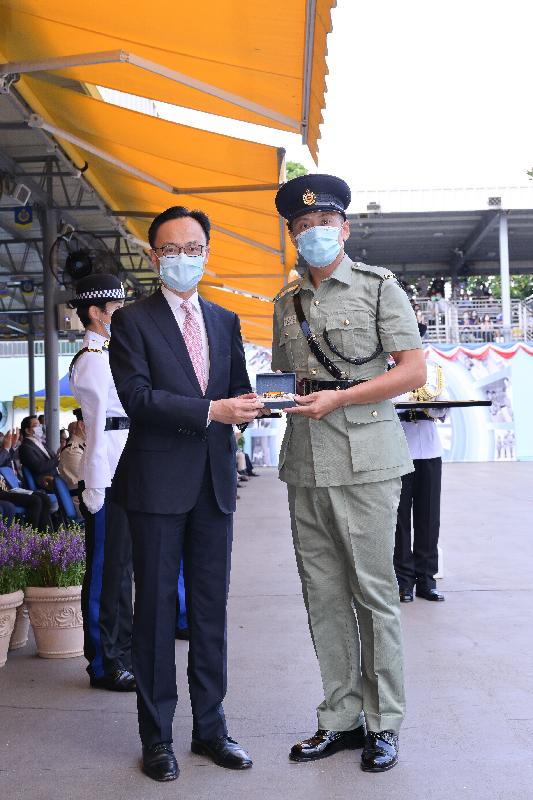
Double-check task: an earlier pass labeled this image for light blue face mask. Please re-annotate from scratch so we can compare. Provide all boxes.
[159,253,206,293]
[295,225,342,268]
[102,321,111,337]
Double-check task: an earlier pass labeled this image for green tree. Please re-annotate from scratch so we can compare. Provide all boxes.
[286,161,308,181]
[466,274,533,300]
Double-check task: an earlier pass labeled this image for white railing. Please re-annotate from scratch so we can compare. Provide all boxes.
[413,297,528,344]
[0,339,83,357]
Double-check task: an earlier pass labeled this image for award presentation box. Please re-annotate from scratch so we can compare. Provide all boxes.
[255,372,297,409]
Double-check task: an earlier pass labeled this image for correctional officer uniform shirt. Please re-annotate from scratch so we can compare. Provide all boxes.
[271,254,422,487]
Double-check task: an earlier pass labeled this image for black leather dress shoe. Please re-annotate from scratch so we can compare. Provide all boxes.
[416,587,445,601]
[399,588,414,603]
[191,735,252,769]
[361,730,399,772]
[142,742,179,781]
[90,668,136,692]
[289,727,366,762]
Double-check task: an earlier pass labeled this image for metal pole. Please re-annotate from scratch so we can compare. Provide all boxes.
[28,325,35,417]
[499,212,512,342]
[40,205,60,453]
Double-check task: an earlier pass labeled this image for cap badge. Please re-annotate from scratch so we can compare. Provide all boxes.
[302,189,316,206]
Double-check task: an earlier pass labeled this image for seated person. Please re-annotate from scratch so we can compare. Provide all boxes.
[0,429,54,530]
[58,419,86,514]
[18,415,59,490]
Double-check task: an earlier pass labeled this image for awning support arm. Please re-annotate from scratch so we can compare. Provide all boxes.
[0,49,300,131]
[107,211,282,256]
[301,0,317,145]
[27,115,281,200]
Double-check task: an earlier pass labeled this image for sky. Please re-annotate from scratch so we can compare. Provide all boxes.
[104,0,533,213]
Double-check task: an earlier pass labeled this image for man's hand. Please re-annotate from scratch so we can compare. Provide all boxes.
[82,487,106,515]
[209,393,264,425]
[285,390,341,420]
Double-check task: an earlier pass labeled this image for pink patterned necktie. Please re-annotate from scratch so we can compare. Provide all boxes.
[181,299,207,393]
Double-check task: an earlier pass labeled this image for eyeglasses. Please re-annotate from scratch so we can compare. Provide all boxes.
[153,243,206,257]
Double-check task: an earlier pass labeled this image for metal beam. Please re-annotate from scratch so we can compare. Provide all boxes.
[449,210,500,272]
[28,327,35,416]
[301,0,317,145]
[499,211,512,341]
[40,201,60,454]
[0,49,299,130]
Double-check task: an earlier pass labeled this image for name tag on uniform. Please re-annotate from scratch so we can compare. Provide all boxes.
[283,314,297,327]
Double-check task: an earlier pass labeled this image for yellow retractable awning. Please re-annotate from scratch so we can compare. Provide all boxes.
[1,72,288,341]
[0,0,336,162]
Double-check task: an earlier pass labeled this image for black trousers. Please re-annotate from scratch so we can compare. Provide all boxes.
[80,488,133,679]
[0,489,53,531]
[394,457,442,592]
[127,466,233,747]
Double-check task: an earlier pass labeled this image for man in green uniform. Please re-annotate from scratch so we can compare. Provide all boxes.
[272,174,426,772]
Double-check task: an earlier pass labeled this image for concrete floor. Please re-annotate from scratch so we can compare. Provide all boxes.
[1,462,533,800]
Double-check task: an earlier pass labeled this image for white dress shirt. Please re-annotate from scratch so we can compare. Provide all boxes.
[70,330,128,489]
[161,285,210,383]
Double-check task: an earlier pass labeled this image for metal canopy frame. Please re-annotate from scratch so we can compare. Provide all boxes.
[0,49,301,132]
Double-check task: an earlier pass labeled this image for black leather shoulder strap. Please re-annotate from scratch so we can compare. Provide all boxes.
[293,293,344,380]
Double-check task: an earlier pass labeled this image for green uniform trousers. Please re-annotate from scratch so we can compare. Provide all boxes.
[287,477,405,733]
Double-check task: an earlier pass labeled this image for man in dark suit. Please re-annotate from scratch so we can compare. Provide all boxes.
[109,205,263,783]
[18,415,59,489]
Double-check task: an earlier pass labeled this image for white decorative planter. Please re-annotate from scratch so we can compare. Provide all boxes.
[0,590,24,667]
[24,585,83,659]
[9,603,30,650]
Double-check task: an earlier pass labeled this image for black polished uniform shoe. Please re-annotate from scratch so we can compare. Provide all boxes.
[191,735,252,769]
[90,668,136,692]
[289,727,366,762]
[399,588,414,603]
[416,587,445,601]
[142,742,179,782]
[361,730,399,772]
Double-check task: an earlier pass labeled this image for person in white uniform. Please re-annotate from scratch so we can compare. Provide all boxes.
[394,324,447,602]
[69,274,135,690]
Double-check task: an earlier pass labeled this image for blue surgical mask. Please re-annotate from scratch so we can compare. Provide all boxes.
[159,253,205,293]
[296,225,342,268]
[102,322,111,337]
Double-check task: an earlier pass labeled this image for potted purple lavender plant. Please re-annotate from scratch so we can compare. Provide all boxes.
[0,519,29,667]
[24,525,85,659]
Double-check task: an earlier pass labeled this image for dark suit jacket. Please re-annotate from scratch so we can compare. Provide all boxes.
[18,438,58,487]
[109,289,252,515]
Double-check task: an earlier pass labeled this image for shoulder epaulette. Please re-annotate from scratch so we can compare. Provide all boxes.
[352,262,396,281]
[273,281,301,302]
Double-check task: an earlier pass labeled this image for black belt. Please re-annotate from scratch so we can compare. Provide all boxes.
[104,417,130,431]
[297,379,367,396]
[398,411,435,422]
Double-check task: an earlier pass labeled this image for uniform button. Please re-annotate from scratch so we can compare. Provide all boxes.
[311,368,318,375]
[314,299,320,306]
[371,410,378,417]
[344,319,350,326]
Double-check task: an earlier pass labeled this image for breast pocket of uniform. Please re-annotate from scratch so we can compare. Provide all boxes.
[324,311,371,362]
[278,323,305,369]
[343,401,406,472]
